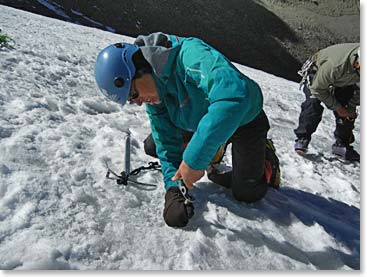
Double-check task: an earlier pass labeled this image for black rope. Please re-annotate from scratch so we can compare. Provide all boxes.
[128,161,161,176]
[105,161,161,189]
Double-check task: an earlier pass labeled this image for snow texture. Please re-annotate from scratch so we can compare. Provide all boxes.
[0,5,361,270]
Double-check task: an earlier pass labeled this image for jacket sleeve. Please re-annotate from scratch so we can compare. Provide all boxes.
[180,40,263,170]
[145,103,183,190]
[310,61,342,111]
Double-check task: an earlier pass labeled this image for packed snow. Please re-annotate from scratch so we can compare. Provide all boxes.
[0,5,361,270]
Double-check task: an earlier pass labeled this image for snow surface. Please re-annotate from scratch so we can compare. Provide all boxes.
[0,5,361,270]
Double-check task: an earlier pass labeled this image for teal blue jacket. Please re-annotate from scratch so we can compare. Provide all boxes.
[135,33,263,189]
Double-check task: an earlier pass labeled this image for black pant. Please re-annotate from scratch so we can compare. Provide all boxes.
[144,110,270,203]
[294,84,357,145]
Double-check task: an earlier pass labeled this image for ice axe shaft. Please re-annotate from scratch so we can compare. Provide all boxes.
[125,131,131,174]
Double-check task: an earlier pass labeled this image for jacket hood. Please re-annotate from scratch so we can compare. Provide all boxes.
[134,32,182,78]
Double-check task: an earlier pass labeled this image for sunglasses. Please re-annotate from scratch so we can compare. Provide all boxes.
[128,89,139,101]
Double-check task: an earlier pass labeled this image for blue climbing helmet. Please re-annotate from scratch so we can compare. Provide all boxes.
[94,42,139,105]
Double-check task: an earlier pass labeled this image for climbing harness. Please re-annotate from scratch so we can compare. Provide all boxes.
[297,54,318,89]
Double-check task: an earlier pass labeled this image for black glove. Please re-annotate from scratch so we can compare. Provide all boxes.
[163,186,194,227]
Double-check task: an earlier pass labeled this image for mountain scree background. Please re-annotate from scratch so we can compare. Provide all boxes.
[0,0,360,82]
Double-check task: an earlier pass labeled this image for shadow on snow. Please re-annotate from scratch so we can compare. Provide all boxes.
[188,183,360,270]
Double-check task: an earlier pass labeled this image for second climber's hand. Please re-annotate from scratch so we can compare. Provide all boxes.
[346,111,357,121]
[172,160,204,189]
[336,106,357,121]
[336,106,355,119]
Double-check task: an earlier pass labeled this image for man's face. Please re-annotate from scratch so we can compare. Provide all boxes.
[129,76,161,106]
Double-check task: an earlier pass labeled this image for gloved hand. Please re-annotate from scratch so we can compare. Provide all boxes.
[336,106,356,119]
[346,106,357,122]
[163,186,194,227]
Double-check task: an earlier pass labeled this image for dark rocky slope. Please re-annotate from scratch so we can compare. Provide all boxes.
[0,0,360,82]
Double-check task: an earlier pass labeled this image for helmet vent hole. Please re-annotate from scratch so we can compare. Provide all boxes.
[114,77,125,88]
[114,43,124,48]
